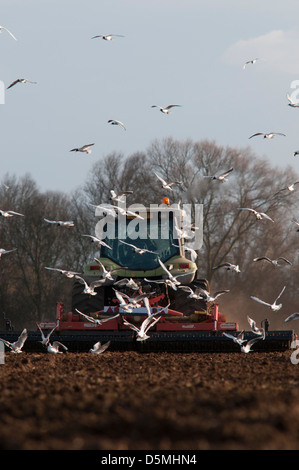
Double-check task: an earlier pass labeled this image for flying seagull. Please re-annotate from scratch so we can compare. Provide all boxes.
[287,93,299,108]
[0,248,17,258]
[249,132,286,139]
[70,144,94,154]
[119,240,158,255]
[0,328,28,353]
[89,341,111,354]
[293,150,299,157]
[243,58,263,69]
[247,316,265,336]
[273,181,299,196]
[114,277,140,291]
[0,25,17,41]
[151,105,181,114]
[253,256,292,267]
[47,341,68,354]
[223,330,265,353]
[108,119,126,130]
[212,262,241,273]
[44,267,82,278]
[154,172,182,190]
[7,79,37,89]
[0,209,24,217]
[37,324,57,346]
[238,207,274,222]
[251,285,286,311]
[75,309,120,326]
[179,285,229,302]
[122,315,161,342]
[82,234,112,249]
[75,276,106,296]
[203,168,234,182]
[91,34,124,40]
[109,189,133,203]
[94,257,127,280]
[44,218,74,227]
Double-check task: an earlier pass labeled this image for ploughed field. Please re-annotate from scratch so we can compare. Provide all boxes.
[1,350,299,450]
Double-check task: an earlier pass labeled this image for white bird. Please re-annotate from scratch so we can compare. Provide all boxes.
[243,58,262,69]
[114,206,144,220]
[109,189,133,203]
[91,34,124,40]
[174,218,194,240]
[154,172,182,190]
[119,240,157,255]
[89,341,111,354]
[47,341,68,354]
[0,209,24,217]
[253,256,292,267]
[70,144,94,154]
[108,119,126,130]
[44,267,82,278]
[7,79,37,89]
[273,181,299,196]
[223,330,246,346]
[203,168,233,182]
[249,132,286,139]
[180,285,230,302]
[90,204,117,218]
[44,218,74,227]
[224,329,265,354]
[151,104,181,114]
[114,278,140,291]
[113,289,134,313]
[212,262,241,273]
[285,312,299,323]
[287,93,299,108]
[37,324,57,346]
[123,315,161,341]
[94,258,127,280]
[155,258,196,290]
[0,25,17,41]
[238,207,274,222]
[0,248,17,258]
[247,316,265,336]
[82,234,112,249]
[251,286,286,311]
[75,309,120,325]
[76,276,106,296]
[0,328,28,353]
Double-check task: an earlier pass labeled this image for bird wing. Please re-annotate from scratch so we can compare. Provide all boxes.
[123,319,140,333]
[275,286,286,302]
[213,290,230,298]
[1,26,17,41]
[249,133,264,139]
[219,168,234,178]
[250,296,271,307]
[75,309,95,323]
[142,315,161,334]
[82,144,94,150]
[15,328,28,349]
[285,313,299,323]
[93,341,111,353]
[154,172,167,185]
[165,105,181,110]
[253,256,272,263]
[277,257,292,265]
[158,258,173,278]
[7,80,20,89]
[259,212,274,222]
[44,218,56,224]
[53,341,68,351]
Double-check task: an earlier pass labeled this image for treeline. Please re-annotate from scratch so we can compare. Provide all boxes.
[1,137,299,331]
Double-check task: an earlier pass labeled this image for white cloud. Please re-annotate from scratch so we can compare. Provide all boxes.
[222,30,299,75]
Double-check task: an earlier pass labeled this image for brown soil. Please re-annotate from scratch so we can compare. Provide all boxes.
[0,350,299,451]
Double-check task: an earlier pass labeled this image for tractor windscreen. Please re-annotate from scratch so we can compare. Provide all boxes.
[100,211,180,270]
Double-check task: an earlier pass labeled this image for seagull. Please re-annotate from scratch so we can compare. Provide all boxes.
[223,330,246,346]
[122,315,161,341]
[223,328,265,354]
[114,206,144,220]
[37,324,57,346]
[243,58,262,69]
[76,276,107,296]
[114,278,140,291]
[44,218,74,227]
[90,204,117,218]
[47,341,68,354]
[273,181,299,196]
[82,234,112,249]
[293,150,299,157]
[154,172,182,190]
[119,240,158,255]
[180,286,230,302]
[287,93,299,108]
[94,258,127,280]
[89,341,111,354]
[247,316,265,336]
[0,209,24,217]
[44,267,82,278]
[253,256,292,267]
[251,285,286,311]
[151,105,181,114]
[109,189,133,203]
[154,258,196,290]
[174,218,194,240]
[203,168,233,182]
[0,248,17,258]
[0,25,17,41]
[7,79,37,89]
[212,262,241,273]
[108,119,126,130]
[249,132,286,139]
[70,144,94,154]
[285,312,299,323]
[0,328,28,353]
[238,208,274,222]
[91,34,124,40]
[75,309,120,325]
[113,289,134,313]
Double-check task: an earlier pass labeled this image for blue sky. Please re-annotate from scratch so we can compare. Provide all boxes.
[1,0,299,193]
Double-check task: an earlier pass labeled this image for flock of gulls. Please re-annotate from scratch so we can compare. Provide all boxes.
[1,26,299,355]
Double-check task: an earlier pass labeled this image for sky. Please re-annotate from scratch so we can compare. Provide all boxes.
[2,0,299,194]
